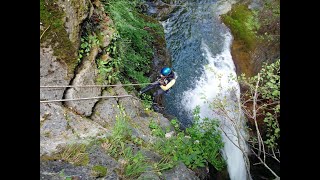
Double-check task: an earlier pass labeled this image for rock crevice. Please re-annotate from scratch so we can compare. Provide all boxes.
[64,45,101,116]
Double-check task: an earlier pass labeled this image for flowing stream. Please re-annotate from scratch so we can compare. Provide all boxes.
[160,0,248,179]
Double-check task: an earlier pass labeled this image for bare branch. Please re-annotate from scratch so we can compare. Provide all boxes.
[249,144,280,163]
[271,147,280,163]
[256,101,280,112]
[252,73,263,158]
[253,162,263,166]
[251,149,280,178]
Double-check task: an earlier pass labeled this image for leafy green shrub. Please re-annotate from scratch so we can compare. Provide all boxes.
[112,111,132,142]
[238,59,280,149]
[149,120,165,138]
[100,106,132,158]
[170,118,180,131]
[121,145,150,179]
[96,32,122,85]
[150,107,226,170]
[78,35,100,63]
[98,106,150,178]
[104,0,163,84]
[96,57,120,84]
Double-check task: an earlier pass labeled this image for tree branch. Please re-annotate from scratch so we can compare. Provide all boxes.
[251,149,280,178]
[253,73,264,159]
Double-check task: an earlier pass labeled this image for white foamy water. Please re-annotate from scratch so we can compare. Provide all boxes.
[181,32,248,180]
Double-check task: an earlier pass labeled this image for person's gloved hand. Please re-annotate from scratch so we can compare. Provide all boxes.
[158,79,166,85]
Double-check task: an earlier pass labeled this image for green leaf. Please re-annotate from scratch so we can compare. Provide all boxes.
[272,90,279,96]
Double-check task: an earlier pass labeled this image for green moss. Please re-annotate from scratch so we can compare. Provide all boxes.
[40,0,78,74]
[40,154,59,161]
[92,165,107,177]
[221,4,259,50]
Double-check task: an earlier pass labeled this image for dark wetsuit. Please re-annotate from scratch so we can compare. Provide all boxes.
[139,71,177,98]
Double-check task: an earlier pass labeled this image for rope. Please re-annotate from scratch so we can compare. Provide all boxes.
[40,95,132,103]
[40,82,156,88]
[40,82,156,103]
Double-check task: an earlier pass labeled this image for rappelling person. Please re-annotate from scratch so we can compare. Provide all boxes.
[139,67,178,111]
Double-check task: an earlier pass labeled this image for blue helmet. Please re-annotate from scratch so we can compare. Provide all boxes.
[161,67,171,76]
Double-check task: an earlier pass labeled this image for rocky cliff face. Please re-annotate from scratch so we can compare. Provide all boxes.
[221,0,280,77]
[40,0,199,179]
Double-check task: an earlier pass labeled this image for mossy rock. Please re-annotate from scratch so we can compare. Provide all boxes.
[91,165,107,177]
[221,4,259,50]
[40,0,78,75]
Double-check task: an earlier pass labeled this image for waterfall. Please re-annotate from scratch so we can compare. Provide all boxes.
[160,0,249,179]
[181,32,248,180]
